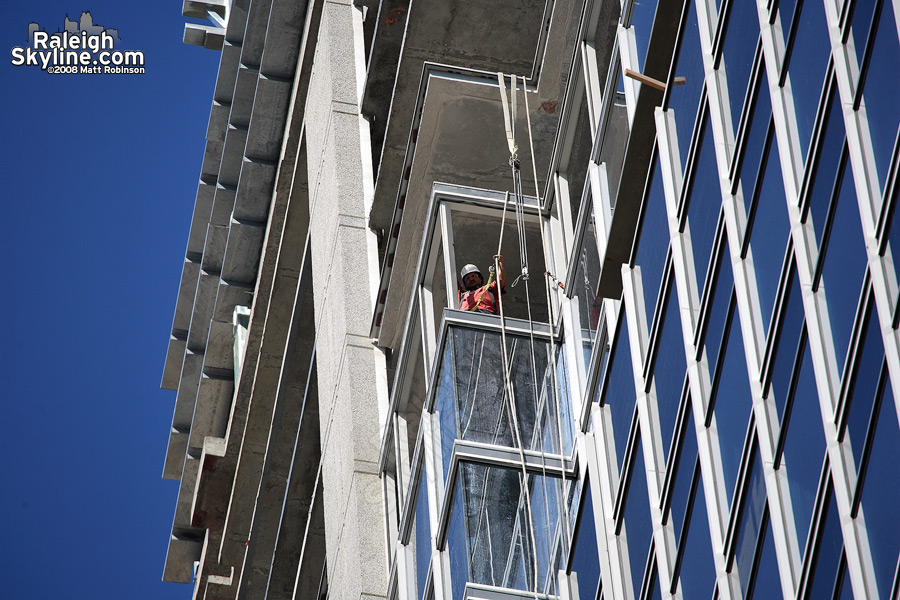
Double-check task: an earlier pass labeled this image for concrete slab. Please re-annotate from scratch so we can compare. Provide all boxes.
[214,43,243,105]
[187,271,220,352]
[202,224,229,274]
[184,23,224,50]
[162,530,203,583]
[203,319,237,377]
[172,259,202,339]
[175,350,205,431]
[201,138,225,183]
[259,0,307,80]
[183,0,227,20]
[213,279,255,323]
[163,430,189,481]
[219,126,248,187]
[190,374,234,448]
[239,0,273,69]
[174,454,201,529]
[188,183,216,258]
[245,76,292,162]
[207,102,230,144]
[190,438,229,533]
[212,183,237,227]
[230,66,259,128]
[225,0,250,45]
[222,219,266,284]
[235,158,276,222]
[161,335,186,391]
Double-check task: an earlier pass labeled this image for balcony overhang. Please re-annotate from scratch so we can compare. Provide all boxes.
[368,0,585,350]
[365,0,559,234]
[372,64,567,348]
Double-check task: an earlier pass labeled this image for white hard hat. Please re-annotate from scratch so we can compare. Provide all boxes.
[460,264,481,279]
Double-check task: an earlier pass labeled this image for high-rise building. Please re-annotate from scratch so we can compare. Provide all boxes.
[160,0,900,598]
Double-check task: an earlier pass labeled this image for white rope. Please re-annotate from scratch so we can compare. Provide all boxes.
[523,74,572,544]
[493,253,542,595]
[492,118,542,591]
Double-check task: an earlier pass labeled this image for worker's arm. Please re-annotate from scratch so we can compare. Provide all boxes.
[494,254,506,289]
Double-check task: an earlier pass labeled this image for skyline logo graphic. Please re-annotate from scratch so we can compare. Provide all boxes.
[10,12,146,75]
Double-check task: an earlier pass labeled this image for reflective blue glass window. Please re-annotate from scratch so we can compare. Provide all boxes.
[804,84,845,248]
[634,155,669,325]
[622,435,653,598]
[704,235,734,374]
[784,0,829,163]
[720,0,760,129]
[845,297,883,470]
[675,461,716,598]
[650,275,687,464]
[647,558,662,600]
[820,155,864,377]
[836,557,854,600]
[777,0,799,39]
[858,372,900,598]
[807,483,844,599]
[778,338,825,552]
[736,74,772,217]
[415,477,432,599]
[631,0,660,73]
[685,114,721,294]
[849,0,879,73]
[767,266,803,420]
[667,0,705,174]
[710,306,752,506]
[859,1,900,193]
[570,482,601,600]
[748,513,781,599]
[734,446,766,596]
[599,311,638,475]
[746,125,789,335]
[667,406,698,541]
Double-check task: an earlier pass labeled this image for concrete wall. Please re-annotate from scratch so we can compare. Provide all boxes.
[303,2,388,598]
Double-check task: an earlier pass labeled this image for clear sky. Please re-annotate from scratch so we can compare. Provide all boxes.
[0,3,220,598]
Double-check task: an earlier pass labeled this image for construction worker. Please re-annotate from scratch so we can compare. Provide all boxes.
[458,254,507,314]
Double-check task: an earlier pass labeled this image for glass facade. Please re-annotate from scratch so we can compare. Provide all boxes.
[381,1,900,599]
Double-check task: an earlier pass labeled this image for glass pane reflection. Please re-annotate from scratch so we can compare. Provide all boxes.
[434,323,574,482]
[447,463,570,597]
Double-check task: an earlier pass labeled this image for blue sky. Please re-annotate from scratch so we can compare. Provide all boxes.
[0,3,220,598]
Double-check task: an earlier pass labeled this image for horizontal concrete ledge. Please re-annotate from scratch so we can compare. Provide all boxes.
[214,44,243,105]
[183,0,227,20]
[162,530,203,583]
[163,431,189,480]
[184,23,225,50]
[161,336,186,391]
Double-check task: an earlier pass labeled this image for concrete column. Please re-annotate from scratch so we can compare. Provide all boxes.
[304,2,388,599]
